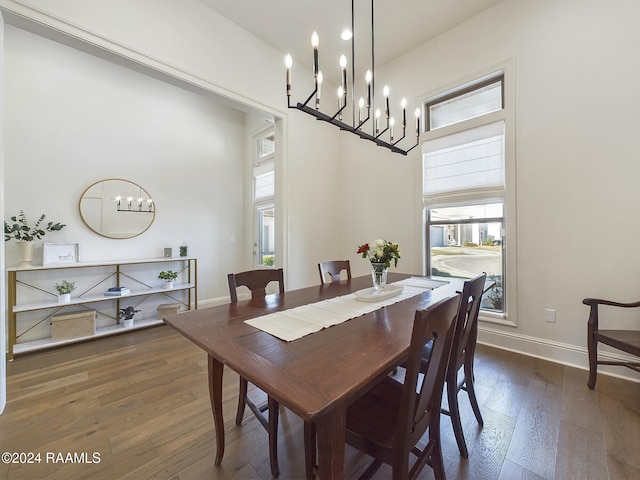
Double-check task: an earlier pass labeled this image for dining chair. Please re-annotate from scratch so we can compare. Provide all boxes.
[438,272,486,459]
[304,294,460,480]
[583,297,640,389]
[318,260,352,284]
[227,268,285,477]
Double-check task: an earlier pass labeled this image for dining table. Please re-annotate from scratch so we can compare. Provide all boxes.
[163,272,457,479]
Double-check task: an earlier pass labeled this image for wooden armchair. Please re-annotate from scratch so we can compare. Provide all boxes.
[318,260,352,284]
[228,268,285,477]
[583,297,640,389]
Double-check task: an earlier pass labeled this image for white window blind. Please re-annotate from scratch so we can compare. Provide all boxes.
[253,162,274,200]
[423,121,504,206]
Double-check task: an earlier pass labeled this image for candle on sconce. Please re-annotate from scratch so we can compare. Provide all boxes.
[415,108,421,136]
[383,85,390,119]
[358,97,365,123]
[116,196,121,209]
[365,70,372,108]
[337,86,345,119]
[311,31,319,77]
[401,98,407,129]
[138,197,143,210]
[127,197,133,210]
[389,117,395,141]
[375,108,381,134]
[316,71,323,110]
[148,199,153,212]
[285,54,292,97]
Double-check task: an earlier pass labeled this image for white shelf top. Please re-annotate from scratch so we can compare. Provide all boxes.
[13,283,195,312]
[7,257,196,272]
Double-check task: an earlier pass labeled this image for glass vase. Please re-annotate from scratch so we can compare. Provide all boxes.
[371,262,388,291]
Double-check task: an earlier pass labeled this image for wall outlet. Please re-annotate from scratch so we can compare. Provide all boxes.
[545,308,556,323]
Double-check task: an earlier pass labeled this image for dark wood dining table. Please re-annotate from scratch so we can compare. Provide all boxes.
[163,272,456,479]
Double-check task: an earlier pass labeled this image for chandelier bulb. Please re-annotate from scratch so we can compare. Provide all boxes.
[401,97,407,109]
[365,69,373,84]
[339,55,347,69]
[311,31,319,48]
[383,85,390,97]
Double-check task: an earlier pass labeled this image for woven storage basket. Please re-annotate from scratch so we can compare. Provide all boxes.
[157,303,179,319]
[52,310,96,341]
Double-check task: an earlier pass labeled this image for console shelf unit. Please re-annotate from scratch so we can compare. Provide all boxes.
[7,257,197,359]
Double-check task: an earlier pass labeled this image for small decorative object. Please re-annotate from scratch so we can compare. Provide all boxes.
[120,306,141,328]
[179,241,189,257]
[43,243,79,266]
[4,210,66,267]
[158,269,179,289]
[54,280,76,304]
[163,247,172,258]
[357,239,401,291]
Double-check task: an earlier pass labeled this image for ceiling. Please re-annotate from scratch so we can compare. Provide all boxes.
[198,0,502,73]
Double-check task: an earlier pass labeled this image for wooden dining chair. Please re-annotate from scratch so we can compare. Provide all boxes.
[227,268,285,477]
[317,260,352,284]
[304,294,460,480]
[439,272,486,458]
[583,297,640,389]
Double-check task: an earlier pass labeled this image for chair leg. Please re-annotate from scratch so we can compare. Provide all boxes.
[430,442,446,480]
[587,331,598,390]
[464,359,484,426]
[303,421,316,480]
[268,396,280,477]
[236,377,248,425]
[447,377,469,458]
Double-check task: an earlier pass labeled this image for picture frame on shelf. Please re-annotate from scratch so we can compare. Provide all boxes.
[43,243,79,265]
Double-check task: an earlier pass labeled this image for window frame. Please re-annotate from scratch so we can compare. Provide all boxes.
[419,64,516,326]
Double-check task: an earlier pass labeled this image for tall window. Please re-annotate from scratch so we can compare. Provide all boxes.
[253,131,275,267]
[423,73,509,315]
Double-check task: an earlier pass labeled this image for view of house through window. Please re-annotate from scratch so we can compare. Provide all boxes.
[423,74,506,313]
[253,130,275,268]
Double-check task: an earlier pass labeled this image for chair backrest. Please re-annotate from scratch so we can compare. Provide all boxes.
[450,272,487,373]
[318,260,352,284]
[227,268,285,302]
[396,294,460,459]
[318,260,351,283]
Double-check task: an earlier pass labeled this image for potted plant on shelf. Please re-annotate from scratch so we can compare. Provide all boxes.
[54,280,76,304]
[158,270,179,289]
[120,306,141,328]
[4,210,66,267]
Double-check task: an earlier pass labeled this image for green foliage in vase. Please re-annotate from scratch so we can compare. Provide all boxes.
[158,270,179,281]
[54,280,76,294]
[4,210,66,242]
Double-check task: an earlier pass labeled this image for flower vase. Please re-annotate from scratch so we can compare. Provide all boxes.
[165,281,174,289]
[123,318,134,328]
[371,262,388,291]
[17,241,34,268]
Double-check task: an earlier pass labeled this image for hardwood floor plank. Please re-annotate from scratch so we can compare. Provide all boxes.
[2,326,639,480]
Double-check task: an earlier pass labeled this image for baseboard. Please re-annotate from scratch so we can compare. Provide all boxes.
[478,324,640,385]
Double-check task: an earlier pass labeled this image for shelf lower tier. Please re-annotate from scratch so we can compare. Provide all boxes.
[12,317,167,356]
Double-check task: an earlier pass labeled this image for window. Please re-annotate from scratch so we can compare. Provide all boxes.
[253,130,275,268]
[423,73,510,317]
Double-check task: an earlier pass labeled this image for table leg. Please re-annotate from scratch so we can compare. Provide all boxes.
[315,406,346,479]
[208,354,225,465]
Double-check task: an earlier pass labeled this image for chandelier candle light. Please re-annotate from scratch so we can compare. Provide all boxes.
[285,0,420,155]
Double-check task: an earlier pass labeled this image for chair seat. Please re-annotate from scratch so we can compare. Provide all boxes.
[346,377,404,451]
[596,330,640,356]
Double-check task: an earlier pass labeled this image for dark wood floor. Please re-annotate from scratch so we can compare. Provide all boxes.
[1,325,639,480]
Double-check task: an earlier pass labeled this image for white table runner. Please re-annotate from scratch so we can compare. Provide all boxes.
[244,277,448,342]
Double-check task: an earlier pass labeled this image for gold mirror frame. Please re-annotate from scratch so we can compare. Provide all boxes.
[79,178,155,239]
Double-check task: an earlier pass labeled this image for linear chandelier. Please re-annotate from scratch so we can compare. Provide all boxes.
[115,196,154,213]
[285,0,420,156]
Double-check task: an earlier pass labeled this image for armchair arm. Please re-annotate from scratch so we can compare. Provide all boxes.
[583,298,640,308]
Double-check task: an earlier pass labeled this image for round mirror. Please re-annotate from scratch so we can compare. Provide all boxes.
[79,179,155,239]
